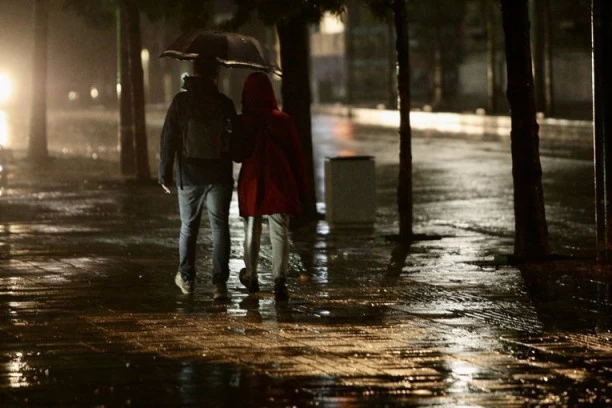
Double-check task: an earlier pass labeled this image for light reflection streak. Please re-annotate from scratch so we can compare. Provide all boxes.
[333,119,355,142]
[447,359,479,393]
[345,108,513,137]
[8,352,28,388]
[313,252,330,287]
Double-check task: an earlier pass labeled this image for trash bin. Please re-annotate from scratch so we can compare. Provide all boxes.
[324,156,376,227]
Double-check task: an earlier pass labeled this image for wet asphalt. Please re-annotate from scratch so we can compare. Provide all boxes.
[0,108,611,407]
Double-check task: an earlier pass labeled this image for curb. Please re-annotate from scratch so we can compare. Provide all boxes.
[312,104,593,142]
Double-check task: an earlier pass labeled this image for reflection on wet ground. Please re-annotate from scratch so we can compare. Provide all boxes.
[0,110,610,406]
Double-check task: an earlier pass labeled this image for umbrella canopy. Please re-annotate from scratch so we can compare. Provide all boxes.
[160,30,281,76]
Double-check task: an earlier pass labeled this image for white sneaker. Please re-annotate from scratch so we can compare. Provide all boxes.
[175,271,193,294]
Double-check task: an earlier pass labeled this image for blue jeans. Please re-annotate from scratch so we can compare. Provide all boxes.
[177,184,232,284]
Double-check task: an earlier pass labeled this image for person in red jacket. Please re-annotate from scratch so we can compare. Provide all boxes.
[236,72,309,301]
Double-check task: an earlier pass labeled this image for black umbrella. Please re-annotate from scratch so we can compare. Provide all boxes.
[160,30,281,76]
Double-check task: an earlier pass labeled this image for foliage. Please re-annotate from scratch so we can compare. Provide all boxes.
[361,0,467,49]
[63,0,349,34]
[362,0,392,20]
[168,0,215,31]
[61,0,116,29]
[553,1,591,48]
[231,0,345,26]
[61,0,215,31]
[362,0,467,23]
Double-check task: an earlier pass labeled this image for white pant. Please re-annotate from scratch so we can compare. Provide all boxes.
[243,214,290,281]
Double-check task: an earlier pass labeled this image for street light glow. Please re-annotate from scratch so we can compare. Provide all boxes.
[320,12,344,34]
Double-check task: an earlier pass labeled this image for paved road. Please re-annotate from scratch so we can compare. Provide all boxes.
[0,110,610,407]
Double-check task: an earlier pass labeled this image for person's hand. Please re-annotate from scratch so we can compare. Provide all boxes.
[161,184,172,195]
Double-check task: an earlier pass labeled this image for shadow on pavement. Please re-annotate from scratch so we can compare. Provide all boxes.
[518,260,612,332]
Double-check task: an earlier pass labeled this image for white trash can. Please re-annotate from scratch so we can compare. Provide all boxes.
[324,156,376,228]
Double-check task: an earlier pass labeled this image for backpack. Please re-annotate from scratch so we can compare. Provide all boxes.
[182,92,230,160]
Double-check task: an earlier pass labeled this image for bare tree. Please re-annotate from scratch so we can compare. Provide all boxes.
[500,0,550,259]
[276,16,318,222]
[392,0,413,239]
[485,0,499,113]
[530,0,554,116]
[117,3,135,175]
[364,0,413,239]
[29,0,49,162]
[124,0,150,180]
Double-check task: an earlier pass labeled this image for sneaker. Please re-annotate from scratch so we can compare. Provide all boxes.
[175,271,193,295]
[239,268,260,293]
[274,280,289,302]
[213,282,229,301]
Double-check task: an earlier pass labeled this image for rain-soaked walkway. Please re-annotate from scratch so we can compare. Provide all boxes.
[0,108,611,407]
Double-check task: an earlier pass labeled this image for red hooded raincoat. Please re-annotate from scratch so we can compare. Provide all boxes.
[237,73,309,217]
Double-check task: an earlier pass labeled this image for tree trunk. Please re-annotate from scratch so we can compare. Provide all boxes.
[147,24,166,105]
[431,27,444,110]
[387,17,397,109]
[28,0,49,162]
[276,17,318,223]
[485,0,498,113]
[500,0,550,260]
[592,0,612,260]
[530,0,553,116]
[125,0,150,180]
[393,0,413,240]
[530,0,545,114]
[117,3,135,175]
[542,0,554,116]
[345,6,354,112]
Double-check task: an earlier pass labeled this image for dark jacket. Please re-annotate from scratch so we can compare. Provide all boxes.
[158,76,238,187]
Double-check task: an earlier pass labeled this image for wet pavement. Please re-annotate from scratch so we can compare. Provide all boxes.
[0,108,611,407]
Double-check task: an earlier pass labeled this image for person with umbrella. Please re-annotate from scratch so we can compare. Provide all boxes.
[158,55,242,301]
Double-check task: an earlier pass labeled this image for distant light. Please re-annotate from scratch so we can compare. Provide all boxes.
[0,73,12,104]
[181,72,189,81]
[141,48,150,63]
[68,91,78,101]
[320,12,344,34]
[116,83,122,98]
[90,87,99,99]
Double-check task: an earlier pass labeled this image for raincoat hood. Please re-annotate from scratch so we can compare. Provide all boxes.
[241,72,278,116]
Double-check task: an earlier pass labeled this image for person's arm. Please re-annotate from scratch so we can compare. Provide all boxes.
[158,93,183,192]
[230,112,256,163]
